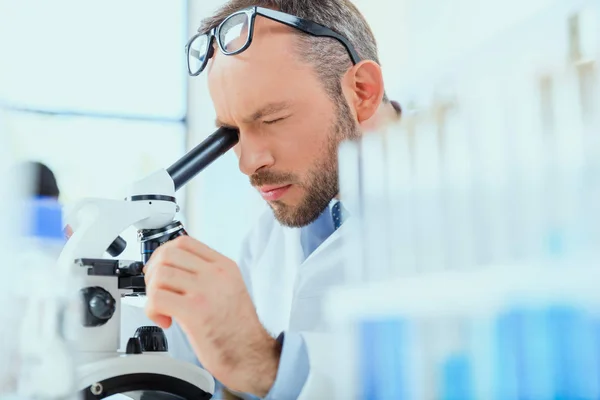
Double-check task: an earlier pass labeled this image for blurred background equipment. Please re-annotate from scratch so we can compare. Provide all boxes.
[24,161,61,199]
[329,0,600,398]
[0,156,77,398]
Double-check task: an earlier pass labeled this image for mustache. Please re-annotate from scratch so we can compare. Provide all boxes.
[250,170,297,187]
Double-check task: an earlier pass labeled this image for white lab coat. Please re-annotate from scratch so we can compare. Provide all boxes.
[168,208,348,398]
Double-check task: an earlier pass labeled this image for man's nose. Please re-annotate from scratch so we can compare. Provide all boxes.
[236,133,275,176]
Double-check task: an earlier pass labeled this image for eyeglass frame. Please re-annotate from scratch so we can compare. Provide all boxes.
[185,6,362,76]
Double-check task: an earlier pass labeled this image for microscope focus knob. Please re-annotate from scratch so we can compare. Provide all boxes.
[134,326,169,352]
[81,287,116,327]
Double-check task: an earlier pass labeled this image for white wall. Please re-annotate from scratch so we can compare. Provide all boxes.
[352,0,560,98]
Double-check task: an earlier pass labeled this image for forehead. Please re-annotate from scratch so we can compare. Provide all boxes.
[206,17,324,118]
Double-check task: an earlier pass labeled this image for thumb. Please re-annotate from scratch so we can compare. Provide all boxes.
[154,314,173,329]
[147,314,173,329]
[145,306,173,329]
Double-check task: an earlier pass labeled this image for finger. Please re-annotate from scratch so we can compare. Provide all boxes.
[145,286,187,327]
[145,245,207,283]
[148,265,198,295]
[172,236,221,262]
[153,314,173,330]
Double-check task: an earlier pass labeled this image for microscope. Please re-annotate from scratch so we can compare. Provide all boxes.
[58,127,239,399]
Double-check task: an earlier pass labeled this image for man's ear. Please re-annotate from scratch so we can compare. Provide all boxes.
[344,60,385,123]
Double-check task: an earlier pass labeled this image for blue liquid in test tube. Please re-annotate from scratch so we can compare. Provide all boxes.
[359,318,409,400]
[440,353,474,400]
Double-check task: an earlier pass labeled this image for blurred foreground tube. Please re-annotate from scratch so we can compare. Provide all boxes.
[327,1,600,398]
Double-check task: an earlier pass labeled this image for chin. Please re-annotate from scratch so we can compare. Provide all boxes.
[269,199,296,215]
[271,203,323,229]
[268,202,299,227]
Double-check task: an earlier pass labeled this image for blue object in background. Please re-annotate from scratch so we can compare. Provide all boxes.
[493,305,600,400]
[360,318,408,400]
[493,310,521,400]
[595,319,600,398]
[495,307,555,399]
[26,197,64,241]
[440,353,473,400]
[519,308,555,399]
[547,306,600,399]
[548,305,581,399]
[357,305,600,400]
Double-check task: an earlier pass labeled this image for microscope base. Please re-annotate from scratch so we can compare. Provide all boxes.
[78,354,214,399]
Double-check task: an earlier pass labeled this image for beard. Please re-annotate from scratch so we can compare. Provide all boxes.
[250,96,360,228]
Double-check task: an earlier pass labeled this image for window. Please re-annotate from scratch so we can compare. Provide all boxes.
[0,0,189,260]
[0,0,188,120]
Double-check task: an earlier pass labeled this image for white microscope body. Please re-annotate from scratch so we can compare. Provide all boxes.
[57,127,238,399]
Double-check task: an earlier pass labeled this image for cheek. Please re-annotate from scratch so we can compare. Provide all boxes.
[275,125,328,172]
[279,109,332,160]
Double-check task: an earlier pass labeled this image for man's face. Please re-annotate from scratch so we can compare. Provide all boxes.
[207,17,360,227]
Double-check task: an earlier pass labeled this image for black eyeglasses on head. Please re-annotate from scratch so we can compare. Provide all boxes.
[185,6,362,76]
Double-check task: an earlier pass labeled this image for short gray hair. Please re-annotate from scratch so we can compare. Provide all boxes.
[198,0,388,103]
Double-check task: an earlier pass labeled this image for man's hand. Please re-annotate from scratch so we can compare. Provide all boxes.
[143,236,280,397]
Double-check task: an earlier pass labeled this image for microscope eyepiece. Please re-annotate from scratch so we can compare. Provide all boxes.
[167,126,239,191]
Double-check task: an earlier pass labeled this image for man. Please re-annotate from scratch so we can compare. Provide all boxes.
[143,0,390,397]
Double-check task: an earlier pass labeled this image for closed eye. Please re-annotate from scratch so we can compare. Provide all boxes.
[263,116,287,125]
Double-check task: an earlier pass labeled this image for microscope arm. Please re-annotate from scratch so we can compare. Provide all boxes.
[58,194,176,272]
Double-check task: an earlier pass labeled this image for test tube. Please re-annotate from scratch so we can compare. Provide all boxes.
[548,65,586,261]
[434,317,474,400]
[469,76,512,267]
[519,308,556,399]
[440,352,474,400]
[492,309,520,400]
[574,6,600,259]
[412,116,445,273]
[546,306,600,398]
[440,103,476,270]
[385,126,417,277]
[469,314,496,400]
[338,139,364,284]
[507,73,547,263]
[358,317,411,400]
[359,132,391,282]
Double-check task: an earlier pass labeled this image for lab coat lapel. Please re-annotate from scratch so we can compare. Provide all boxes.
[289,223,348,331]
[252,225,303,336]
[251,220,349,333]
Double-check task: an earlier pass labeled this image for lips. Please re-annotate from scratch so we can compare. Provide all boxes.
[259,184,292,201]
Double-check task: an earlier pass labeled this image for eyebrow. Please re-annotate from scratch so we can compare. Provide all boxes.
[215,101,292,128]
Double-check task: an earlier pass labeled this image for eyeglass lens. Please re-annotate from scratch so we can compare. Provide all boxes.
[188,35,210,74]
[219,13,250,54]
